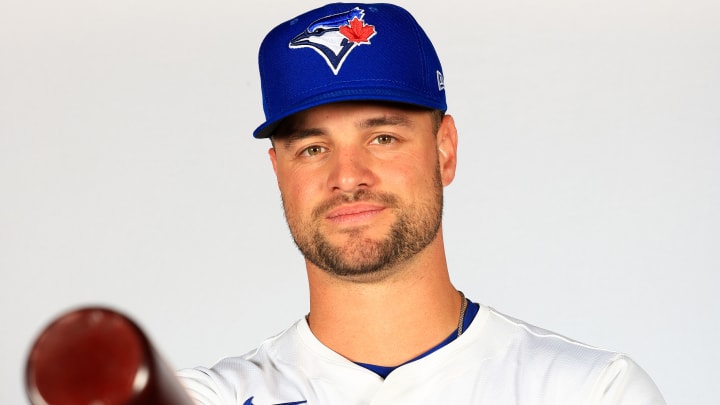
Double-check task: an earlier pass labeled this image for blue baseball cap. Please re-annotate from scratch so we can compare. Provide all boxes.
[253,3,447,138]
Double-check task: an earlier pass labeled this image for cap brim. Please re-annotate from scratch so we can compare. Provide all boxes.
[253,87,446,138]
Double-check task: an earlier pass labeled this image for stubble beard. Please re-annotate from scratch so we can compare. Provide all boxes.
[282,165,444,282]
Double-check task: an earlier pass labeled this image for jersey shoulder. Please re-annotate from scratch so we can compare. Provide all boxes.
[177,320,311,405]
[472,307,666,404]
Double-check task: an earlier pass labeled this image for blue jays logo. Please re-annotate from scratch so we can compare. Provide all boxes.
[289,7,377,75]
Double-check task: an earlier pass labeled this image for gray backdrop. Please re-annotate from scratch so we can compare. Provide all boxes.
[2,1,718,404]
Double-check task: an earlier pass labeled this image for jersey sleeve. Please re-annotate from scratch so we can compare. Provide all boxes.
[585,355,666,405]
[176,367,235,405]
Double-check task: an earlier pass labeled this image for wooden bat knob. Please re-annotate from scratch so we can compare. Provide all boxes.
[26,307,192,405]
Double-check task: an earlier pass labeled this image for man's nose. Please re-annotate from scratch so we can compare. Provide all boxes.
[327,146,376,193]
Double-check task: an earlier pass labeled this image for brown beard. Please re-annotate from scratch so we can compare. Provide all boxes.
[282,162,443,281]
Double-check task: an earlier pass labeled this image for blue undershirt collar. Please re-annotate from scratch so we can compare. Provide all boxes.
[354,298,480,379]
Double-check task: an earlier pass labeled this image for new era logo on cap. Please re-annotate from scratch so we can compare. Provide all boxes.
[289,7,377,75]
[254,3,447,138]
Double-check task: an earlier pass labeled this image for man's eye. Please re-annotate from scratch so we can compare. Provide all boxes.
[372,135,395,145]
[301,145,325,156]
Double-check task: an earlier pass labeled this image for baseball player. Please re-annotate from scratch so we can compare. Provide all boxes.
[178,3,666,404]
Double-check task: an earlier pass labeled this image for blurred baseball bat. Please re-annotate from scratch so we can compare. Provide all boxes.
[26,307,194,405]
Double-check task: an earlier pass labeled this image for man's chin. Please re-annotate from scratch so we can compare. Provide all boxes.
[320,262,400,284]
[307,245,397,282]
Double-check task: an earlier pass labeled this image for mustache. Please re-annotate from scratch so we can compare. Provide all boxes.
[312,190,398,219]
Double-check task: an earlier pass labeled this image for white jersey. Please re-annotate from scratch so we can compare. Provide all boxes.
[178,304,665,405]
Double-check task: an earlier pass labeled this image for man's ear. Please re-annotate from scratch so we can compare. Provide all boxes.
[436,114,458,187]
[268,147,278,175]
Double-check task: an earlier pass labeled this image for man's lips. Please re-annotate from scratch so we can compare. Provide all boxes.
[325,204,386,223]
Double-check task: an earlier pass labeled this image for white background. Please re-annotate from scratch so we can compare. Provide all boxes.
[1,0,718,404]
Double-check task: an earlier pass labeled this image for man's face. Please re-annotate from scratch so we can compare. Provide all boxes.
[269,102,457,281]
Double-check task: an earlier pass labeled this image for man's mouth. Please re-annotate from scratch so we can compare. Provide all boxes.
[325,204,386,224]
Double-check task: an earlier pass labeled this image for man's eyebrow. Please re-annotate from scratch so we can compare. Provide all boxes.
[276,128,326,151]
[273,114,414,149]
[358,114,414,129]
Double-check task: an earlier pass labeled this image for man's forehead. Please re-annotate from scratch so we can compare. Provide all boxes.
[273,101,430,138]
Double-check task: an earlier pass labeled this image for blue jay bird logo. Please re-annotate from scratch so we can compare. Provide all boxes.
[289,7,377,75]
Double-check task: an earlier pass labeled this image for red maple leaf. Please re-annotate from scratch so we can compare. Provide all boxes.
[339,17,376,44]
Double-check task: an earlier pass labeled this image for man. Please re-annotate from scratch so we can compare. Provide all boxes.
[178,3,665,404]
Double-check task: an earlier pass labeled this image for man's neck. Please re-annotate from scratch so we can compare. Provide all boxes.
[304,238,461,367]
